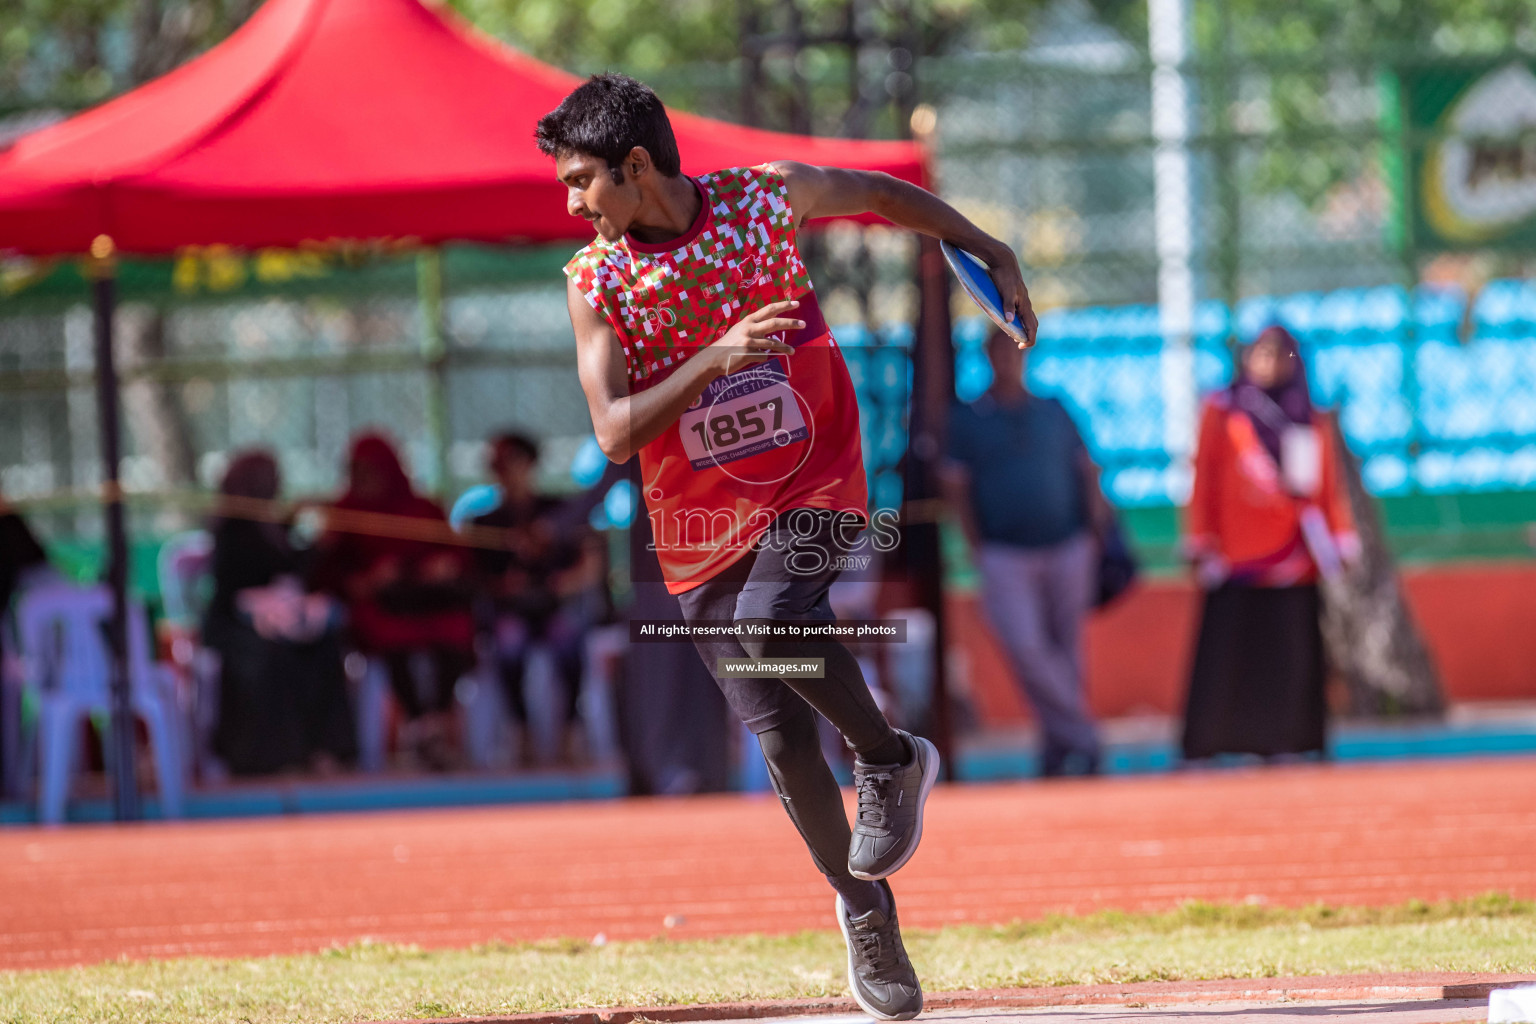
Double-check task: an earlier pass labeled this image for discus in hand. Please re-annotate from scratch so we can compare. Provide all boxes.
[941,241,1034,349]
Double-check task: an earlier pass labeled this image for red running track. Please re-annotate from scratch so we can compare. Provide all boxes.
[2,757,1534,970]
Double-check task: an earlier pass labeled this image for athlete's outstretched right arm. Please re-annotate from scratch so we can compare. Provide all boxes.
[568,278,804,463]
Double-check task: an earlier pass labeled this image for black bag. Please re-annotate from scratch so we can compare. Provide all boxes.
[1095,517,1139,609]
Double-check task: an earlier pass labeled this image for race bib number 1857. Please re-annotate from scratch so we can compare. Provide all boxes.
[678,358,809,471]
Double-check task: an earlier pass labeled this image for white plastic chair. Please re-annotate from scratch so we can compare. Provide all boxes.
[353,654,392,773]
[520,643,572,764]
[15,582,186,824]
[354,617,622,774]
[156,531,221,781]
[475,620,622,769]
[578,624,623,762]
[353,651,494,772]
[884,606,936,729]
[1,565,64,798]
[457,645,511,771]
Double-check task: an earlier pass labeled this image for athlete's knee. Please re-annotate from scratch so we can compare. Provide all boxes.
[735,617,776,661]
[756,706,822,787]
[756,707,846,875]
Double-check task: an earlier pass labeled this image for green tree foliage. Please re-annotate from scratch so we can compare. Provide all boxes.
[5,0,1534,141]
[1077,0,1536,207]
[442,0,1044,78]
[1201,0,1536,56]
[1,0,258,103]
[3,0,1035,111]
[442,0,1043,135]
[1077,0,1536,57]
[444,0,737,74]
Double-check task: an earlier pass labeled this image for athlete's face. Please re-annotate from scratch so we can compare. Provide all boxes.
[556,151,641,242]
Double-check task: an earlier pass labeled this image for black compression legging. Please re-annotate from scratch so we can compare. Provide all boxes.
[744,623,904,918]
[738,619,906,765]
[757,701,889,917]
[756,703,850,875]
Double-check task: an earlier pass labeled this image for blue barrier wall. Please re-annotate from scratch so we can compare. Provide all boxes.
[938,281,1536,508]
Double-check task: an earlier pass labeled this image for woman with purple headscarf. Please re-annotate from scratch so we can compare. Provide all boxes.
[1181,326,1360,761]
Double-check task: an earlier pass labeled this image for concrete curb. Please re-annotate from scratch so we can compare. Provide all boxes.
[374,972,1536,1024]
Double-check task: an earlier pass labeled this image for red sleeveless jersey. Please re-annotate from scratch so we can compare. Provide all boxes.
[565,165,868,593]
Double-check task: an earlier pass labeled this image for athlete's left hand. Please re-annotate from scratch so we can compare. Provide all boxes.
[707,299,803,377]
[979,241,1037,346]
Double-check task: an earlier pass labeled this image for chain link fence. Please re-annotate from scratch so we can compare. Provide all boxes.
[0,234,917,575]
[6,20,1536,568]
[926,37,1536,515]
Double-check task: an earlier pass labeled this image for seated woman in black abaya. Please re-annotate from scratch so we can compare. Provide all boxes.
[203,451,356,776]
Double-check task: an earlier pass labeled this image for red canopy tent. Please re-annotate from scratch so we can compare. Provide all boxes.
[0,0,940,820]
[0,0,926,254]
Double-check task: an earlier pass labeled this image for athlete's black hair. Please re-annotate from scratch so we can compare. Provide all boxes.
[490,431,539,464]
[535,73,682,181]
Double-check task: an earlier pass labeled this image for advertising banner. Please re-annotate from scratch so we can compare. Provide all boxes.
[1400,61,1536,250]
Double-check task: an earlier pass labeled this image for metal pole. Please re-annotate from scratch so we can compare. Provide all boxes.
[88,234,140,823]
[909,233,956,781]
[1149,0,1198,489]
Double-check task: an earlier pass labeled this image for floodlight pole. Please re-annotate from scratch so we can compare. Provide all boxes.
[88,234,141,823]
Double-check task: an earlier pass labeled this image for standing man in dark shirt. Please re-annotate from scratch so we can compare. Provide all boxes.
[943,329,1111,777]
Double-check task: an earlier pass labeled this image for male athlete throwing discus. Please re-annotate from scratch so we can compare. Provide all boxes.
[538,74,1034,1020]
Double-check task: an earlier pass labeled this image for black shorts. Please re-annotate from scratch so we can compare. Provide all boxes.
[676,508,865,733]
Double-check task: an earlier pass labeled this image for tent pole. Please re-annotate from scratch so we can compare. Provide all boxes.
[88,235,141,823]
[417,248,451,497]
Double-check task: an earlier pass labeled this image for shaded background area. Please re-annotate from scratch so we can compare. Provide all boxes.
[8,0,1536,558]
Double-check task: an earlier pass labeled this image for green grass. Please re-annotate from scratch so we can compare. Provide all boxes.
[4,895,1535,1024]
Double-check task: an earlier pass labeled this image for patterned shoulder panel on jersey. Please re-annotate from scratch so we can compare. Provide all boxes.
[563,165,815,386]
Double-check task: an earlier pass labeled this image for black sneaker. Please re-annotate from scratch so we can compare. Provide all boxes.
[836,881,923,1020]
[848,731,939,880]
